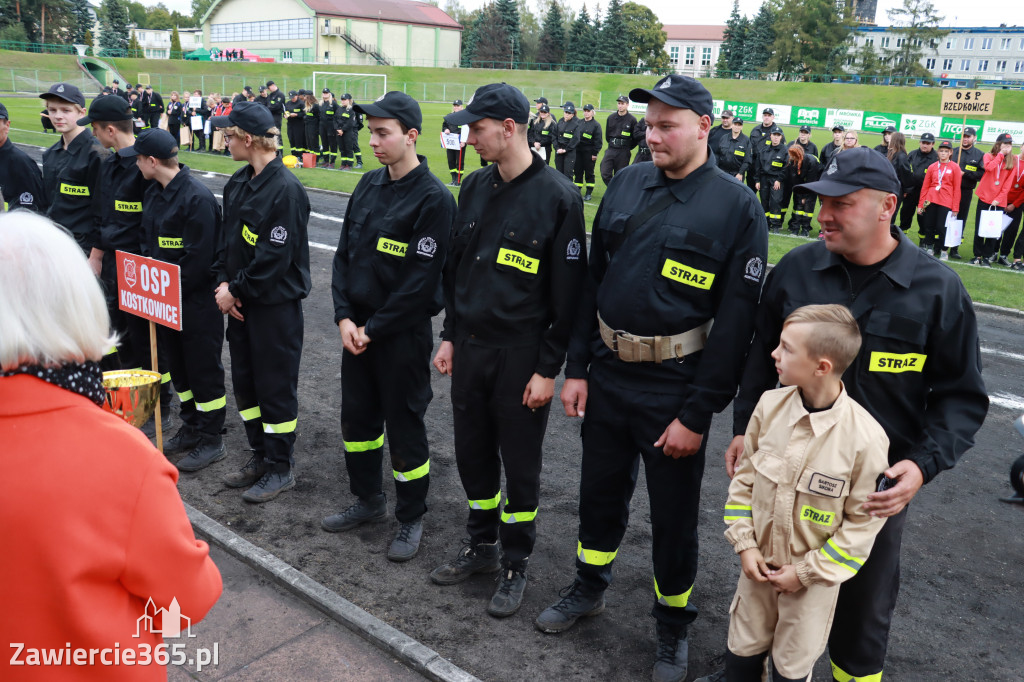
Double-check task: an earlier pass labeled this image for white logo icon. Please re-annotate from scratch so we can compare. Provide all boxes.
[56,84,65,93]
[375,93,386,102]
[566,238,581,261]
[826,159,839,175]
[19,192,34,205]
[135,597,195,639]
[416,236,437,257]
[270,225,287,244]
[657,77,673,90]
[124,258,137,288]
[744,256,764,283]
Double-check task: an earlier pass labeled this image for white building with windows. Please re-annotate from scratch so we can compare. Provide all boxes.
[850,26,1024,83]
[130,27,204,59]
[663,25,724,77]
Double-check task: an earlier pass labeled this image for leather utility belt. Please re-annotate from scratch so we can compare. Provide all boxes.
[598,314,712,363]
[610,138,631,148]
[637,146,650,154]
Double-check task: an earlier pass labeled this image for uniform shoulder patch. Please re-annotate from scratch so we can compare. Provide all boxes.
[416,236,437,258]
[270,225,288,245]
[743,255,764,285]
[566,237,582,262]
[19,192,34,205]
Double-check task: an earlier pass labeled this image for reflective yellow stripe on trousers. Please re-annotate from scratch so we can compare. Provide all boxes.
[500,506,537,523]
[239,406,261,421]
[831,661,882,682]
[344,433,384,452]
[195,395,226,412]
[577,541,618,566]
[264,419,297,434]
[394,460,430,482]
[468,492,501,510]
[654,578,693,608]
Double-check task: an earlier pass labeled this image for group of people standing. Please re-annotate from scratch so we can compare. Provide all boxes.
[283,88,363,169]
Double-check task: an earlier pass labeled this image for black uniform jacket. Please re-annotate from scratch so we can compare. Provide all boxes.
[819,142,842,168]
[337,105,357,134]
[42,129,109,252]
[267,90,286,125]
[0,137,46,212]
[717,132,751,176]
[785,153,820,187]
[143,165,221,298]
[98,149,152,277]
[320,100,341,130]
[441,153,587,379]
[554,116,581,152]
[605,111,637,148]
[217,157,311,304]
[147,91,164,117]
[166,100,184,124]
[528,117,554,148]
[907,148,938,187]
[789,138,818,160]
[576,118,603,154]
[873,143,889,156]
[333,157,456,339]
[951,145,986,188]
[565,155,769,434]
[733,230,988,484]
[286,99,304,126]
[889,150,914,191]
[708,123,732,152]
[749,123,784,167]
[757,143,789,183]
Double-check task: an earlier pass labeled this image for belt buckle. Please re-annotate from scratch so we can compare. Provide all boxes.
[611,329,629,353]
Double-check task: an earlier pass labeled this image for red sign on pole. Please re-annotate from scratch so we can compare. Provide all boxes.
[116,251,183,331]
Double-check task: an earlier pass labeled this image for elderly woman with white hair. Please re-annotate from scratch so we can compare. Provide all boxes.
[0,211,222,681]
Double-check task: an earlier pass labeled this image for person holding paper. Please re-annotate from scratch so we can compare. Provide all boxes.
[917,139,962,259]
[997,148,1024,268]
[442,99,467,183]
[185,89,209,152]
[970,134,1014,266]
[528,103,555,166]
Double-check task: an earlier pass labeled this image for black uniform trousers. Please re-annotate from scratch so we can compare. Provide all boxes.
[575,375,705,630]
[126,308,174,412]
[972,200,1000,259]
[600,146,631,184]
[158,292,226,437]
[555,150,576,181]
[999,205,1024,259]
[918,202,951,253]
[759,181,785,230]
[899,186,922,232]
[148,112,161,130]
[352,135,362,165]
[320,124,338,166]
[304,120,320,158]
[828,507,908,681]
[788,190,816,234]
[446,148,465,181]
[168,122,180,146]
[227,299,303,471]
[451,338,549,568]
[288,122,305,155]
[341,320,433,522]
[337,130,355,168]
[574,151,597,194]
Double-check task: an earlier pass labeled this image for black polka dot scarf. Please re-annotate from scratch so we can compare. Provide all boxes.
[0,361,105,406]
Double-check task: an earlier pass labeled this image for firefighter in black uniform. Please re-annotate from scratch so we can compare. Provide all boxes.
[429,83,587,619]
[212,102,312,503]
[898,132,937,233]
[337,93,358,170]
[873,125,895,155]
[341,93,364,168]
[784,124,819,231]
[284,91,305,156]
[266,80,286,150]
[784,141,821,236]
[726,147,987,682]
[302,92,321,163]
[715,117,749,181]
[747,108,782,194]
[0,101,46,213]
[325,92,457,562]
[443,99,467,184]
[127,92,144,135]
[40,83,109,275]
[165,92,185,148]
[819,124,845,168]
[131,129,227,471]
[144,85,163,130]
[185,90,209,152]
[633,116,652,164]
[756,126,789,232]
[574,104,602,200]
[952,126,985,260]
[707,109,734,153]
[318,89,341,168]
[554,102,581,180]
[535,75,768,682]
[600,95,637,184]
[528,104,555,166]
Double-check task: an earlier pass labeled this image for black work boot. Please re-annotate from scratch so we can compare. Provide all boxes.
[322,493,387,533]
[534,580,606,633]
[387,517,423,562]
[176,434,227,472]
[429,540,501,585]
[949,246,962,259]
[222,451,268,488]
[164,424,200,454]
[652,623,689,682]
[487,561,528,618]
[241,468,296,503]
[140,410,172,439]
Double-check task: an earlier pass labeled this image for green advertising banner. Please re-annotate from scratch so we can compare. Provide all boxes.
[792,106,826,128]
[862,112,902,133]
[940,117,985,138]
[725,100,758,121]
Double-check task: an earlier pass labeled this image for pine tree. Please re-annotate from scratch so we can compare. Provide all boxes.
[564,4,594,70]
[459,8,480,67]
[83,28,94,55]
[716,0,747,77]
[536,1,565,69]
[170,25,182,58]
[742,1,774,74]
[128,30,141,58]
[68,0,93,44]
[594,0,629,71]
[99,0,130,53]
[471,4,514,68]
[493,0,522,67]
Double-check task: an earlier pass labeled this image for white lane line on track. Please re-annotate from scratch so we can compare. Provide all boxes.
[981,347,1024,362]
[310,241,337,252]
[989,392,1024,412]
[211,193,344,224]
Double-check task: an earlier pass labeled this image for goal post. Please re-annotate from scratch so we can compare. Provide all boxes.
[312,72,387,103]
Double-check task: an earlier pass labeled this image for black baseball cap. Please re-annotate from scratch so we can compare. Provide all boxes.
[963,126,977,136]
[243,85,253,92]
[799,125,811,133]
[722,110,734,117]
[883,125,896,133]
[763,108,775,115]
[563,103,576,114]
[113,79,120,84]
[798,147,900,197]
[40,82,85,108]
[266,80,275,86]
[288,90,297,97]
[341,93,353,100]
[920,132,935,142]
[938,139,953,149]
[769,126,783,135]
[121,128,178,159]
[77,94,134,125]
[535,96,548,104]
[996,132,1013,144]
[354,91,423,133]
[445,83,530,126]
[0,102,8,120]
[583,104,594,111]
[539,104,550,113]
[258,85,267,92]
[209,101,276,136]
[832,124,845,132]
[629,75,713,119]
[145,84,153,90]
[616,95,629,103]
[322,87,331,93]
[733,118,744,125]
[452,99,463,106]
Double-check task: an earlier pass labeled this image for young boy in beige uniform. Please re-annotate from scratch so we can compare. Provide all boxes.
[722,304,889,682]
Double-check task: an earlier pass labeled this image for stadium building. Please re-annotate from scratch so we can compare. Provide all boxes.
[663,25,725,78]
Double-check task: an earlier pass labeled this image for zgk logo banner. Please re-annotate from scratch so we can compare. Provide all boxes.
[497,248,539,274]
[377,237,408,257]
[800,505,836,526]
[661,259,714,290]
[869,352,926,373]
[60,183,89,196]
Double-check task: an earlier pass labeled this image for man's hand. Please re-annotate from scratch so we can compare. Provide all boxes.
[215,282,244,321]
[654,419,703,458]
[339,319,367,355]
[740,548,770,583]
[862,459,924,518]
[735,173,743,181]
[557,148,566,154]
[523,373,555,410]
[772,180,781,191]
[591,154,597,161]
[561,378,589,417]
[1006,205,1015,213]
[88,248,104,277]
[433,340,454,376]
[755,182,761,191]
[725,435,745,478]
[766,564,803,594]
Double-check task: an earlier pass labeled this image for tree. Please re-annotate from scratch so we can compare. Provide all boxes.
[766,0,852,80]
[885,0,947,80]
[127,29,141,57]
[564,4,595,69]
[536,2,566,68]
[126,0,146,27]
[190,0,213,26]
[594,0,630,71]
[517,0,540,64]
[82,28,94,55]
[146,5,174,30]
[742,1,774,74]
[493,0,521,67]
[469,4,513,68]
[621,2,668,72]
[170,24,181,58]
[99,0,130,53]
[68,0,92,44]
[458,7,480,67]
[852,42,885,78]
[716,0,748,77]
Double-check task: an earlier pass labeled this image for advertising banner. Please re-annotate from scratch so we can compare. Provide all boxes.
[757,103,792,126]
[725,100,758,121]
[980,120,1024,143]
[712,99,725,117]
[862,111,902,133]
[940,117,985,138]
[792,106,827,128]
[825,108,864,131]
[899,114,942,138]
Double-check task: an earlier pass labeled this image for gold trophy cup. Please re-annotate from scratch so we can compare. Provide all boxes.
[102,369,161,428]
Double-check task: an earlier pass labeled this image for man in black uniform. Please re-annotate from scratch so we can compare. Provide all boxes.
[783,125,818,226]
[429,83,586,618]
[0,102,46,213]
[40,83,109,275]
[342,94,364,168]
[337,93,358,170]
[747,107,781,194]
[873,125,895,155]
[633,116,652,164]
[535,74,768,682]
[325,92,456,562]
[144,85,163,130]
[110,79,126,100]
[212,102,311,503]
[600,95,637,185]
[819,124,845,168]
[725,147,987,682]
[284,91,305,156]
[256,85,270,109]
[130,129,227,472]
[554,102,581,180]
[715,116,749,181]
[899,132,937,234]
[574,104,602,200]
[318,89,341,169]
[442,99,466,185]
[952,126,984,260]
[756,126,789,233]
[265,81,285,130]
[707,109,734,152]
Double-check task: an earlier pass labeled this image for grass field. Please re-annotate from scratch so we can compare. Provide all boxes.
[6,76,1024,310]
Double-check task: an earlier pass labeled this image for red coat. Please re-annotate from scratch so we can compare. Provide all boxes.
[1005,155,1024,209]
[975,152,1013,206]
[918,160,962,211]
[0,375,222,681]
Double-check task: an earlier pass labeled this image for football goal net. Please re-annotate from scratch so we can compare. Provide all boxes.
[312,72,387,103]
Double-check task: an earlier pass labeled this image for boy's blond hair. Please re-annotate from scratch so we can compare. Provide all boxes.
[223,124,279,152]
[783,304,862,374]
